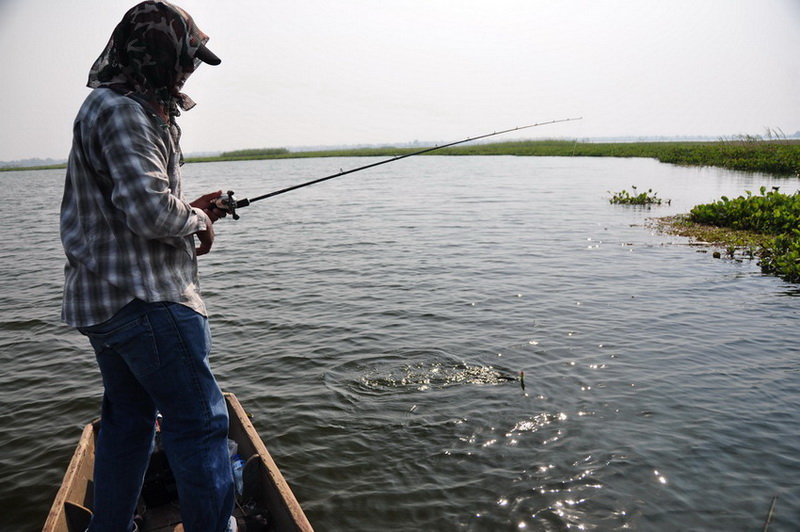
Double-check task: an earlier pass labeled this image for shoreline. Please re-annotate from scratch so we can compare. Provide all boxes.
[3,139,799,176]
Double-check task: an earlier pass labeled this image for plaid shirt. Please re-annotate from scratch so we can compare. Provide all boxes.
[60,88,209,327]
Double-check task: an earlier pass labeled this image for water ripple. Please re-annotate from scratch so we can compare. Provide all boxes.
[3,159,800,530]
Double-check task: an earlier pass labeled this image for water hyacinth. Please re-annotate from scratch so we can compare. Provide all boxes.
[688,186,800,283]
[608,186,669,206]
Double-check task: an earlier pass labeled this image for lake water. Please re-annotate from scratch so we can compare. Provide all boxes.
[1,156,799,531]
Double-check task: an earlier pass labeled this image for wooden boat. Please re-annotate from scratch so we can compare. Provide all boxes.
[43,393,313,532]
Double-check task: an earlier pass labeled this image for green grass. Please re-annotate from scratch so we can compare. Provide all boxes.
[182,138,800,177]
[0,163,66,172]
[4,137,800,176]
[435,138,800,176]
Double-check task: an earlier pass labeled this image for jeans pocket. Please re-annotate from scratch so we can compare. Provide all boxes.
[86,314,161,377]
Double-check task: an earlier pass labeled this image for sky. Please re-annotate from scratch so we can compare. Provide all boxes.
[0,0,798,161]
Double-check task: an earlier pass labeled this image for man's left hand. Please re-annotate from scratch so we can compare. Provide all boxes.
[191,190,228,223]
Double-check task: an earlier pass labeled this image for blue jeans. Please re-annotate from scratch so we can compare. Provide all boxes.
[79,299,234,532]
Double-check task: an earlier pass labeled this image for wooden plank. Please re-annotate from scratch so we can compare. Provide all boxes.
[43,421,97,532]
[225,393,314,532]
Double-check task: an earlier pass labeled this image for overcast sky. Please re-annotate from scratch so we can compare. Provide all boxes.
[1,0,798,161]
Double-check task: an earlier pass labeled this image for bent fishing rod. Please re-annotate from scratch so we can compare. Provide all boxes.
[214,117,582,219]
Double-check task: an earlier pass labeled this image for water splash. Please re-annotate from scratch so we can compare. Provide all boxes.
[360,359,519,391]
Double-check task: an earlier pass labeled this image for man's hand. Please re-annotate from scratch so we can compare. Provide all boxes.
[191,190,228,223]
[191,191,224,256]
[195,220,215,256]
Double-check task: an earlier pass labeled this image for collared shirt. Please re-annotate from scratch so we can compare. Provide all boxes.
[60,88,209,327]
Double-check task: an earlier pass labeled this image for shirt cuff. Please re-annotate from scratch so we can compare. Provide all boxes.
[191,207,210,231]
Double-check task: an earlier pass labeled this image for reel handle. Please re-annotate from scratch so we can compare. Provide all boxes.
[213,190,250,220]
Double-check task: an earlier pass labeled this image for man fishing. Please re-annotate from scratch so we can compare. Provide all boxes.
[59,2,235,531]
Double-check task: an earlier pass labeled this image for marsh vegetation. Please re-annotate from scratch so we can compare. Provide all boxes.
[5,134,799,176]
[658,186,800,283]
[185,133,800,177]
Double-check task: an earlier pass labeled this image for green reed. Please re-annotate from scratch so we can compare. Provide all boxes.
[183,136,800,176]
[4,136,799,175]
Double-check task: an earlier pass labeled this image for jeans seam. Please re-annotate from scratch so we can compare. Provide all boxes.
[163,304,217,500]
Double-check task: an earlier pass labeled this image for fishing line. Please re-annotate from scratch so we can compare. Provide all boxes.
[214,117,582,219]
[762,495,778,532]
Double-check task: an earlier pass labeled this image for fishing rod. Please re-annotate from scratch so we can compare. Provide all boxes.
[214,117,582,219]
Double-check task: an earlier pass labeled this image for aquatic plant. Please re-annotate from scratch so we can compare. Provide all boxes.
[759,231,800,282]
[609,186,669,206]
[688,186,800,283]
[690,186,800,234]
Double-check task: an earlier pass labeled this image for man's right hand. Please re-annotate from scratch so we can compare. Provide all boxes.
[195,211,215,256]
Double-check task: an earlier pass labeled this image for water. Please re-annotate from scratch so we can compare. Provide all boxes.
[2,156,799,531]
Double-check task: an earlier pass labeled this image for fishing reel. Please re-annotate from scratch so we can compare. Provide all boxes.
[213,190,249,220]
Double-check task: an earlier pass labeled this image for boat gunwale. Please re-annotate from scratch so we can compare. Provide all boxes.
[42,393,313,532]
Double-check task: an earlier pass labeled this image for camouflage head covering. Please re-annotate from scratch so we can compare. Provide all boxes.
[88,1,218,122]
